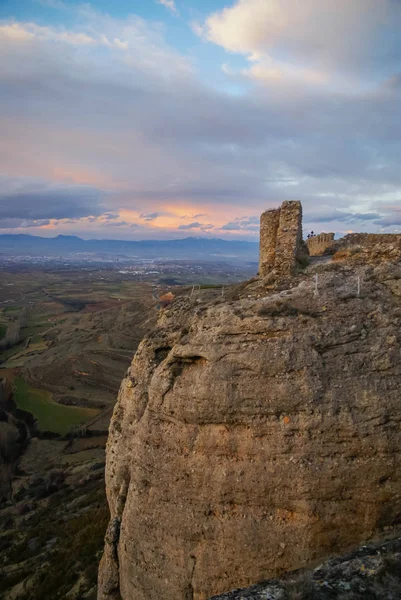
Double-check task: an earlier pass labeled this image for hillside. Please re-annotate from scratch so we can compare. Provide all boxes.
[0,264,243,600]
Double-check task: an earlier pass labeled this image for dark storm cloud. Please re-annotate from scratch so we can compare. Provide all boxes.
[311,210,383,224]
[105,220,128,227]
[178,222,202,229]
[373,208,401,227]
[0,180,105,220]
[221,216,259,231]
[0,218,51,229]
[140,212,164,221]
[178,222,215,231]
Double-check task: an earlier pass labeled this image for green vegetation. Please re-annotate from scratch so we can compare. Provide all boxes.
[13,377,98,435]
[31,334,45,344]
[0,324,6,340]
[3,306,20,313]
[0,342,25,362]
[199,283,222,289]
[1,437,108,600]
[26,504,109,600]
[21,324,49,337]
[1,341,48,369]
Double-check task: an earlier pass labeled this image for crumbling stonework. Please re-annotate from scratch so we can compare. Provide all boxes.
[259,208,280,275]
[306,232,335,256]
[259,201,308,277]
[330,233,401,265]
[335,233,401,248]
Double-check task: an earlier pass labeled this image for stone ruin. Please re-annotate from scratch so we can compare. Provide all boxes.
[306,232,335,256]
[259,200,308,277]
[260,202,401,271]
[307,232,401,261]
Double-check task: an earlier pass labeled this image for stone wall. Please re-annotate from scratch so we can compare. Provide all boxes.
[305,232,401,258]
[259,208,280,276]
[334,233,401,249]
[331,233,401,265]
[259,201,307,277]
[306,232,335,256]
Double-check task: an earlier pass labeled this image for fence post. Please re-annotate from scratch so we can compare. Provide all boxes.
[314,273,318,296]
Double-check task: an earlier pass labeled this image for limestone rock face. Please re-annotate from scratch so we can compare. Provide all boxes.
[99,262,401,600]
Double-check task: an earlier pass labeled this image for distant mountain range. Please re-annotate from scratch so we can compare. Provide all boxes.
[0,234,259,262]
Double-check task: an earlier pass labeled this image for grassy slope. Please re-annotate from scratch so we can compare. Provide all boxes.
[13,377,98,435]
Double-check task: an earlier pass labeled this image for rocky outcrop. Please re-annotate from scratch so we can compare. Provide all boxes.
[334,233,401,249]
[210,535,401,599]
[99,258,401,600]
[331,234,401,265]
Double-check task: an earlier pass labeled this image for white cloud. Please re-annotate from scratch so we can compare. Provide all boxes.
[0,13,192,80]
[200,0,399,85]
[0,21,125,48]
[243,59,328,87]
[157,0,178,15]
[0,23,35,42]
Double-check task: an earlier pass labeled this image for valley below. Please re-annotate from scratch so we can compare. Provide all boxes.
[0,259,255,599]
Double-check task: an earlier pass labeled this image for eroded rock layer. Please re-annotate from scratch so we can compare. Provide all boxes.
[99,261,401,600]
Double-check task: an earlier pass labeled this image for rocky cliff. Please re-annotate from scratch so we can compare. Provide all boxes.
[210,535,401,599]
[98,255,401,600]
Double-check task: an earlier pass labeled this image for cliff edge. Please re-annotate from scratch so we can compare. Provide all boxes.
[98,204,401,600]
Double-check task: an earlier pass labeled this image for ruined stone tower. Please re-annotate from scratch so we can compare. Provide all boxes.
[259,200,308,277]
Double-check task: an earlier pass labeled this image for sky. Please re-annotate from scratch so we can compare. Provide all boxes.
[1,0,401,241]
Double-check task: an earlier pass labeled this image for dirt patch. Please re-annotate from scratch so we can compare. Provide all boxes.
[65,436,108,454]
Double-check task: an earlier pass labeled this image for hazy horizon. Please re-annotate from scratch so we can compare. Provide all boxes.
[0,230,259,242]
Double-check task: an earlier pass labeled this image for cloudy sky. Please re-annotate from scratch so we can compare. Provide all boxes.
[1,0,401,240]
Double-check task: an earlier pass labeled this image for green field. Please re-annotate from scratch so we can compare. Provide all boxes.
[0,343,25,362]
[13,377,99,435]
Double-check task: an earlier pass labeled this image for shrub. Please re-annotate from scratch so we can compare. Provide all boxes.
[283,573,319,600]
[0,421,19,462]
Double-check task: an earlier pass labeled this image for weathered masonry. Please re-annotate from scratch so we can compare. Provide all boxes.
[306,232,335,256]
[259,201,308,277]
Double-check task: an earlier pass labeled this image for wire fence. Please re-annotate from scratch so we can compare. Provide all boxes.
[186,274,364,302]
